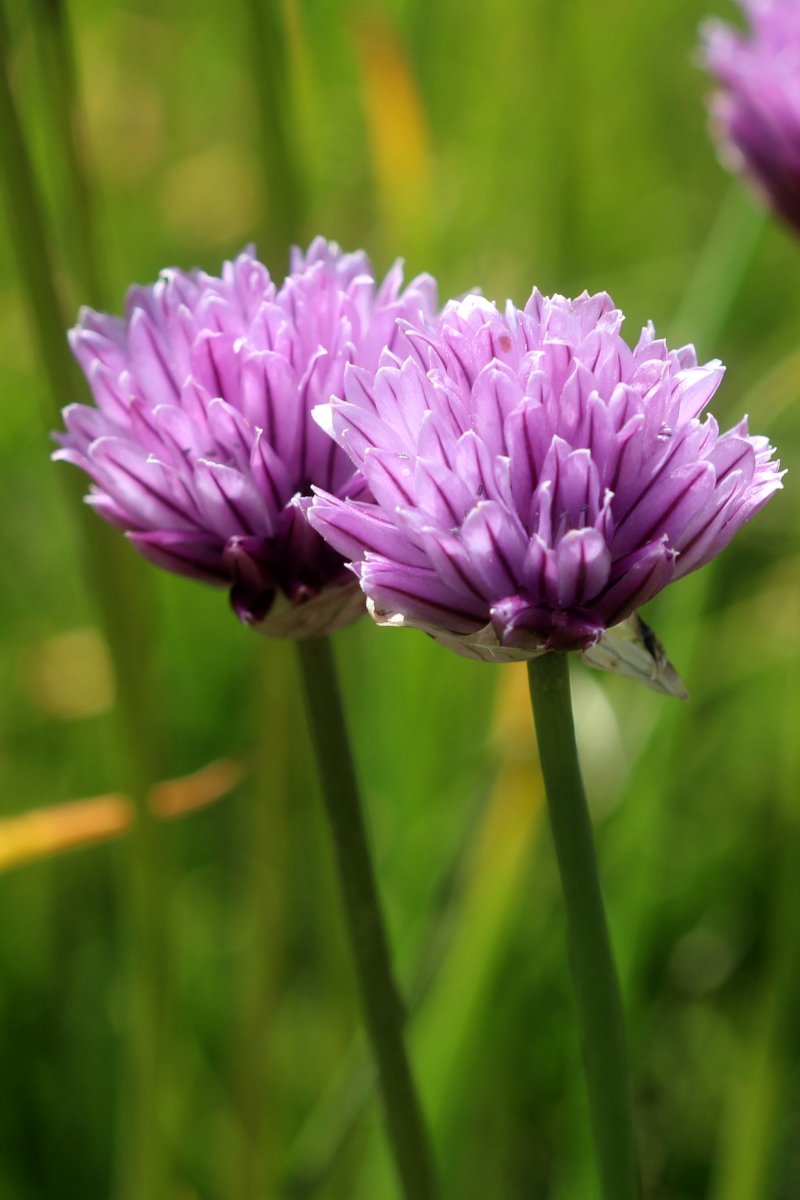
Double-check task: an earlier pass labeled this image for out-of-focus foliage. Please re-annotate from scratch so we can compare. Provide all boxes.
[0,0,798,1198]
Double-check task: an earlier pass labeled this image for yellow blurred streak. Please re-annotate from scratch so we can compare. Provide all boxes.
[354,15,433,249]
[414,662,543,1119]
[150,757,245,819]
[22,626,115,719]
[0,794,130,873]
[0,758,244,874]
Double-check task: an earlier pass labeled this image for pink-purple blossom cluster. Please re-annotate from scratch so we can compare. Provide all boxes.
[703,0,800,235]
[56,240,436,636]
[57,241,781,671]
[309,290,781,660]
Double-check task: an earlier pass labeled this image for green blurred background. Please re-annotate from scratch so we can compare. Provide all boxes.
[1,0,799,1197]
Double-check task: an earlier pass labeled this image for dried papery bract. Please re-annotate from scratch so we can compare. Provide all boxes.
[309,290,782,685]
[56,239,438,637]
[702,0,800,236]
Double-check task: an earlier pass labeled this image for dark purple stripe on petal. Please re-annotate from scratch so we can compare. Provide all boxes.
[307,492,426,568]
[90,441,198,529]
[359,558,486,632]
[363,449,416,509]
[128,529,228,584]
[598,541,675,627]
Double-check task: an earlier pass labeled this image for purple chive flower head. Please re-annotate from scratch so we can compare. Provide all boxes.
[702,0,800,234]
[55,239,437,637]
[308,291,781,666]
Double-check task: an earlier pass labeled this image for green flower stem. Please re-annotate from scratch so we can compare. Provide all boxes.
[295,635,442,1200]
[527,652,640,1200]
[0,17,167,1200]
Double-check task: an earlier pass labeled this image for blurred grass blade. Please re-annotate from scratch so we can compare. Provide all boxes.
[27,0,107,306]
[711,957,800,1200]
[670,184,765,353]
[414,664,542,1126]
[297,635,442,1200]
[741,343,800,427]
[0,4,78,422]
[603,175,772,1001]
[0,13,173,1198]
[278,0,318,174]
[282,664,543,1194]
[226,640,294,1200]
[354,663,543,1200]
[710,570,800,1200]
[610,173,768,995]
[242,0,307,260]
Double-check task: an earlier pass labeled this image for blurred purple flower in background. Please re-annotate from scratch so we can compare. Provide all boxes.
[702,0,800,234]
[56,239,437,636]
[309,291,782,666]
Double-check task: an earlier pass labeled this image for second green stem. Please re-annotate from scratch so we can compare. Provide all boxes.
[295,635,442,1200]
[527,652,640,1200]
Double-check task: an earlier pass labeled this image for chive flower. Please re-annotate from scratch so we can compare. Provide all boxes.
[308,290,781,667]
[702,0,800,235]
[55,239,437,636]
